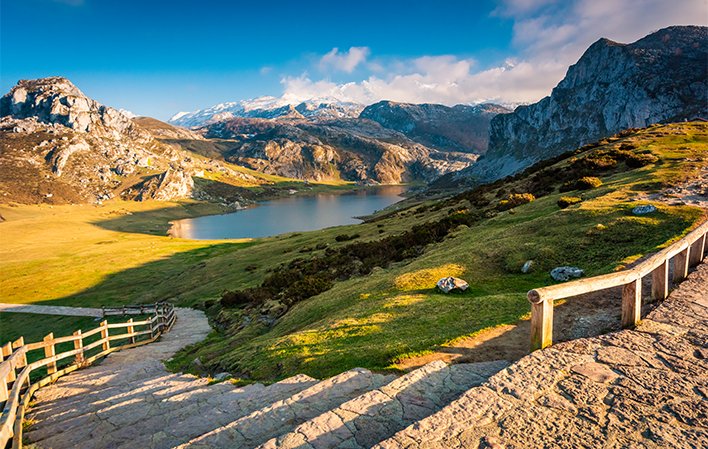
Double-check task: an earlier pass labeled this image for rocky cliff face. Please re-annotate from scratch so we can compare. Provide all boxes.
[360,101,509,153]
[466,25,708,182]
[0,78,257,205]
[199,117,477,184]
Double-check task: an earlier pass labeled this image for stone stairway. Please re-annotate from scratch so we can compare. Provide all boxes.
[25,355,507,449]
[23,262,706,449]
[23,308,509,449]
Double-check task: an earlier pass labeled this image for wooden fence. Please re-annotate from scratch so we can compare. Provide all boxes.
[0,302,176,449]
[527,220,708,351]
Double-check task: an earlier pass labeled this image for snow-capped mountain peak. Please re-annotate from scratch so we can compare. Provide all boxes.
[169,96,364,128]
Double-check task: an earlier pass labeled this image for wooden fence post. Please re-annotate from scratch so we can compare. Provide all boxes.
[699,233,707,259]
[74,330,84,364]
[0,350,7,402]
[12,337,26,370]
[621,278,642,328]
[530,295,553,351]
[100,320,110,352]
[689,236,705,266]
[43,333,57,375]
[0,376,7,402]
[651,259,669,301]
[673,247,690,283]
[127,318,135,344]
[2,342,14,383]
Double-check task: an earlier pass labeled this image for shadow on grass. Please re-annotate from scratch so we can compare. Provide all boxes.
[89,202,233,236]
[34,241,256,309]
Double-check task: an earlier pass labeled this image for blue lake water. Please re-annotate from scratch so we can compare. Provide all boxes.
[170,185,406,239]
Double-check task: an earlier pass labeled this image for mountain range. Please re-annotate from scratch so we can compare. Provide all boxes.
[1,26,705,204]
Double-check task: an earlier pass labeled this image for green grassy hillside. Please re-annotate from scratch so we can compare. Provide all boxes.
[1,122,706,381]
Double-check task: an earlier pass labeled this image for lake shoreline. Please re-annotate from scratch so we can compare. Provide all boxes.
[168,185,408,240]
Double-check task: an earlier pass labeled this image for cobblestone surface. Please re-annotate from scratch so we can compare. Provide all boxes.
[375,261,708,449]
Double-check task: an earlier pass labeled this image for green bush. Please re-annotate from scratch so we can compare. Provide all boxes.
[335,233,360,242]
[557,196,582,209]
[626,153,658,168]
[498,193,536,211]
[561,176,603,192]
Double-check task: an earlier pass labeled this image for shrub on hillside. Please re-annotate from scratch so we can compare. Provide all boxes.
[498,193,536,211]
[626,153,659,168]
[561,176,603,192]
[221,288,269,307]
[335,233,360,242]
[557,196,583,209]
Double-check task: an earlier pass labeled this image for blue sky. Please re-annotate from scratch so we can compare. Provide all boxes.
[2,0,706,119]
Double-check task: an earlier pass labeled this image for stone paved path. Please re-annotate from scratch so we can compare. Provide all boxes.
[0,302,103,317]
[22,260,707,449]
[375,261,708,449]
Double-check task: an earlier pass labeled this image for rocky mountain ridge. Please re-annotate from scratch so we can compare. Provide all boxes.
[463,25,708,183]
[0,78,265,205]
[360,101,510,153]
[197,116,478,184]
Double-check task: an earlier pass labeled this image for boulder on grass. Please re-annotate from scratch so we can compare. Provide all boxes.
[632,204,657,215]
[436,277,469,293]
[550,266,584,282]
[521,260,534,273]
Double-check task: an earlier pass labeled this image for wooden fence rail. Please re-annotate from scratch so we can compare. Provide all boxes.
[0,302,176,449]
[527,220,708,351]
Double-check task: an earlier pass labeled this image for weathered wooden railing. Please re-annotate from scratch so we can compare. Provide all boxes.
[0,302,176,449]
[528,220,708,351]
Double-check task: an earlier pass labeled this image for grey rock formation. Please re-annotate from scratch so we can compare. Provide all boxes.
[0,77,146,139]
[465,26,708,183]
[550,266,584,282]
[436,277,470,293]
[521,260,534,274]
[360,101,509,154]
[0,77,256,204]
[632,204,658,215]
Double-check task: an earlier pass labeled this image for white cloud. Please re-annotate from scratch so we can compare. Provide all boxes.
[282,0,707,106]
[319,47,370,73]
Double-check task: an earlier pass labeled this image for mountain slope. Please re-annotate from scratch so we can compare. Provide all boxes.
[198,117,478,183]
[0,78,295,205]
[463,25,708,183]
[360,101,509,154]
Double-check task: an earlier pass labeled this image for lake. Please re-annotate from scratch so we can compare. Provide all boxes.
[169,185,406,239]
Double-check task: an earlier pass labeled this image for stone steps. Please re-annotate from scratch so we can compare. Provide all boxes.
[26,373,215,439]
[26,374,316,449]
[177,368,396,449]
[28,373,202,422]
[258,360,509,449]
[110,374,319,449]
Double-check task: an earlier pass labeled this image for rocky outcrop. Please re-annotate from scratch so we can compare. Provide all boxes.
[360,101,509,153]
[0,77,148,140]
[0,78,261,205]
[134,168,195,201]
[466,25,708,183]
